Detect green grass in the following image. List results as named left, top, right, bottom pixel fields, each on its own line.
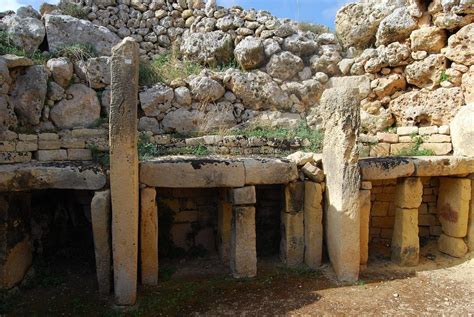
left=51, top=44, right=96, bottom=62
left=394, top=135, right=435, bottom=157
left=439, top=70, right=449, bottom=83
left=138, top=133, right=160, bottom=160
left=0, top=31, right=49, bottom=64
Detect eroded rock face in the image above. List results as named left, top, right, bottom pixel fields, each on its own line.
left=10, top=65, right=48, bottom=125
left=443, top=24, right=474, bottom=65
left=462, top=66, right=474, bottom=103
left=50, top=84, right=101, bottom=129
left=405, top=54, right=447, bottom=89
left=180, top=30, right=234, bottom=66
left=0, top=96, right=17, bottom=131
left=389, top=87, right=465, bottom=126
left=75, top=57, right=111, bottom=89
left=44, top=14, right=121, bottom=56
left=2, top=13, right=45, bottom=54
left=282, top=33, right=319, bottom=57
left=450, top=104, right=474, bottom=157
left=410, top=26, right=447, bottom=53
left=46, top=58, right=73, bottom=88
left=139, top=83, right=174, bottom=117
left=375, top=7, right=418, bottom=46
left=189, top=76, right=225, bottom=102
left=266, top=51, right=304, bottom=81
left=234, top=37, right=265, bottom=70
left=161, top=108, right=204, bottom=133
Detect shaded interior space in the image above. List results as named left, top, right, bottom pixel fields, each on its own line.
left=255, top=185, right=282, bottom=258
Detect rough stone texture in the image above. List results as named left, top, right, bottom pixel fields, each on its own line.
left=266, top=51, right=304, bottom=81
left=231, top=186, right=256, bottom=205
left=46, top=58, right=73, bottom=88
left=280, top=211, right=304, bottom=267
left=301, top=163, right=325, bottom=183
left=234, top=37, right=265, bottom=70
left=462, top=67, right=474, bottom=104
left=243, top=158, right=299, bottom=185
left=467, top=176, right=474, bottom=251
left=91, top=190, right=111, bottom=295
left=376, top=7, right=418, bottom=46
left=413, top=156, right=474, bottom=176
left=443, top=24, right=474, bottom=65
left=410, top=26, right=447, bottom=53
left=2, top=14, right=45, bottom=54
left=359, top=190, right=371, bottom=267
left=44, top=14, right=120, bottom=56
left=50, top=84, right=101, bottom=129
left=109, top=37, right=140, bottom=306
left=394, top=177, right=423, bottom=209
left=0, top=162, right=106, bottom=191
left=0, top=96, right=17, bottom=131
left=139, top=84, right=174, bottom=117
left=392, top=208, right=419, bottom=266
left=405, top=54, right=447, bottom=89
left=438, top=233, right=468, bottom=258
left=451, top=104, right=474, bottom=157
left=359, top=158, right=415, bottom=181
left=321, top=87, right=361, bottom=282
left=75, top=57, right=111, bottom=89
left=10, top=65, right=48, bottom=125
left=389, top=88, right=464, bottom=126
left=282, top=33, right=318, bottom=57
left=437, top=178, right=471, bottom=238
left=140, top=187, right=158, bottom=286
left=283, top=182, right=305, bottom=213
left=304, top=181, right=323, bottom=269
left=230, top=206, right=257, bottom=278
left=180, top=30, right=234, bottom=66
left=218, top=189, right=232, bottom=264
left=189, top=76, right=225, bottom=102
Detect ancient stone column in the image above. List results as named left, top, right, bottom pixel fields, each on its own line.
left=320, top=87, right=361, bottom=282
left=281, top=182, right=304, bottom=267
left=359, top=189, right=371, bottom=268
left=392, top=177, right=422, bottom=266
left=109, top=37, right=140, bottom=306
left=467, top=175, right=474, bottom=252
left=230, top=186, right=257, bottom=278
left=140, top=187, right=158, bottom=286
left=217, top=189, right=232, bottom=264
left=91, top=190, right=111, bottom=295
left=304, top=181, right=323, bottom=269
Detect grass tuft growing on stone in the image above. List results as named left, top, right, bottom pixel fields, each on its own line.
left=87, top=144, right=110, bottom=167
left=0, top=31, right=49, bottom=64
left=52, top=44, right=96, bottom=62
left=138, top=133, right=160, bottom=160
left=394, top=135, right=435, bottom=157
left=58, top=1, right=88, bottom=19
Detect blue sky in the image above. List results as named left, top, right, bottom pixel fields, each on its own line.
left=2, top=0, right=351, bottom=27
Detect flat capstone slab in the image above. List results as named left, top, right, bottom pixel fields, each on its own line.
left=139, top=156, right=299, bottom=188
left=0, top=161, right=107, bottom=192
left=359, top=156, right=474, bottom=181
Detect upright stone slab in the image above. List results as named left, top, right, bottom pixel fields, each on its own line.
left=109, top=37, right=140, bottom=306
left=218, top=189, right=232, bottom=264
left=468, top=175, right=474, bottom=251
left=437, top=178, right=471, bottom=238
left=230, top=206, right=257, bottom=278
left=91, top=190, right=111, bottom=295
left=321, top=87, right=361, bottom=282
left=392, top=208, right=419, bottom=266
left=359, top=190, right=371, bottom=268
left=281, top=182, right=305, bottom=267
left=304, top=181, right=323, bottom=269
left=140, top=187, right=158, bottom=286
left=394, top=178, right=423, bottom=209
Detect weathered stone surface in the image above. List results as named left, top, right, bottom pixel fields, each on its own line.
left=284, top=182, right=304, bottom=213
left=405, top=54, right=447, bottom=89
left=10, top=65, right=48, bottom=125
left=75, top=57, right=111, bottom=89
left=231, top=186, right=256, bottom=205
left=46, top=57, right=73, bottom=88
left=109, top=37, right=140, bottom=306
left=44, top=14, right=120, bottom=56
left=462, top=67, right=474, bottom=104
left=2, top=14, right=45, bottom=54
left=35, top=149, right=67, bottom=161
left=326, top=75, right=371, bottom=99
left=0, top=162, right=106, bottom=191
left=359, top=190, right=371, bottom=267
left=218, top=189, right=232, bottom=263
left=438, top=234, right=468, bottom=258
left=266, top=51, right=304, bottom=81
left=413, top=156, right=474, bottom=176
left=451, top=104, right=474, bottom=157
left=180, top=30, right=234, bottom=65
left=410, top=26, right=447, bottom=53
left=359, top=157, right=415, bottom=180
left=231, top=206, right=257, bottom=278
left=301, top=162, right=325, bottom=183
left=50, top=84, right=101, bottom=129
left=139, top=83, right=174, bottom=117
left=243, top=158, right=298, bottom=185
left=395, top=177, right=423, bottom=209
left=0, top=96, right=17, bottom=131
left=280, top=211, right=304, bottom=267
left=304, top=181, right=323, bottom=269
left=376, top=7, right=418, bottom=46
left=0, top=54, right=33, bottom=69
left=321, top=87, right=361, bottom=282
left=389, top=88, right=464, bottom=126
left=91, top=190, right=111, bottom=295
left=282, top=33, right=318, bottom=57
left=189, top=76, right=225, bottom=102
left=140, top=187, right=158, bottom=286
left=392, top=208, right=419, bottom=266
left=372, top=74, right=406, bottom=98
left=467, top=176, right=474, bottom=251
left=161, top=108, right=204, bottom=133
left=234, top=37, right=265, bottom=70
left=443, top=24, right=474, bottom=65
left=174, top=86, right=192, bottom=106
left=437, top=178, right=471, bottom=238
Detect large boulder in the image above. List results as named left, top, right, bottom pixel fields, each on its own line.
left=405, top=54, right=447, bottom=89
left=189, top=76, right=225, bottom=102
left=443, top=24, right=474, bottom=65
left=282, top=33, right=319, bottom=57
left=0, top=58, right=11, bottom=94
left=139, top=83, right=174, bottom=117
left=389, top=87, right=465, bottom=126
left=266, top=51, right=304, bottom=81
left=50, top=84, right=101, bottom=129
left=44, top=14, right=121, bottom=56
left=234, top=37, right=265, bottom=71
left=161, top=108, right=204, bottom=133
left=10, top=65, right=48, bottom=125
left=410, top=26, right=447, bottom=53
left=2, top=13, right=45, bottom=54
left=225, top=70, right=292, bottom=111
left=46, top=57, right=73, bottom=88
left=180, top=31, right=234, bottom=66
left=0, top=96, right=17, bottom=131
left=375, top=7, right=418, bottom=46
left=450, top=104, right=474, bottom=157
left=75, top=57, right=111, bottom=89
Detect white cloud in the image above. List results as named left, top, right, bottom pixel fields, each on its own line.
left=2, top=0, right=24, bottom=11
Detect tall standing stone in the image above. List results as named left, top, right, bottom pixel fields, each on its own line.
left=437, top=178, right=471, bottom=238
left=217, top=189, right=232, bottom=264
left=359, top=189, right=371, bottom=268
left=140, top=187, right=158, bottom=286
left=304, top=181, right=323, bottom=269
left=467, top=175, right=474, bottom=251
left=91, top=190, right=111, bottom=295
left=109, top=37, right=140, bottom=306
left=321, top=87, right=361, bottom=282
left=230, top=206, right=257, bottom=278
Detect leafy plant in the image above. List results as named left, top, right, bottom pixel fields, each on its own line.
left=395, top=135, right=435, bottom=157
left=192, top=144, right=210, bottom=156
left=439, top=71, right=449, bottom=83
left=52, top=44, right=96, bottom=62
left=138, top=133, right=160, bottom=160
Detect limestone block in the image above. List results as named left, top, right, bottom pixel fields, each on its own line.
left=284, top=182, right=305, bottom=213
left=243, top=158, right=298, bottom=185
left=67, top=149, right=92, bottom=161
left=16, top=141, right=37, bottom=152
left=301, top=163, right=325, bottom=183
left=38, top=140, right=61, bottom=150
left=438, top=234, right=468, bottom=258
left=34, top=149, right=67, bottom=161
left=91, top=190, right=111, bottom=295
left=437, top=178, right=471, bottom=238
left=420, top=143, right=452, bottom=155
left=230, top=206, right=257, bottom=278
left=140, top=187, right=158, bottom=286
left=280, top=211, right=304, bottom=267
left=467, top=176, right=474, bottom=251
left=451, top=104, right=474, bottom=157
left=359, top=157, right=415, bottom=181
left=109, top=37, right=140, bottom=306
left=392, top=208, right=419, bottom=266
left=394, top=177, right=423, bottom=209
left=359, top=190, right=371, bottom=267
left=231, top=186, right=256, bottom=205
left=218, top=189, right=232, bottom=263
left=304, top=181, right=323, bottom=269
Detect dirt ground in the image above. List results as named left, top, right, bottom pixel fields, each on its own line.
left=1, top=241, right=473, bottom=316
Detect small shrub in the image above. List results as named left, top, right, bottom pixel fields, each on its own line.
left=298, top=22, right=331, bottom=35
left=58, top=1, right=88, bottom=19
left=87, top=144, right=110, bottom=167
left=138, top=133, right=160, bottom=160
left=395, top=135, right=435, bottom=156
left=439, top=71, right=449, bottom=83
left=52, top=44, right=96, bottom=62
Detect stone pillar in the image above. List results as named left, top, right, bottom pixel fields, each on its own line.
left=437, top=177, right=471, bottom=258
left=281, top=182, right=304, bottom=267
left=230, top=186, right=257, bottom=278
left=91, top=190, right=111, bottom=295
left=217, top=189, right=232, bottom=264
left=359, top=189, right=371, bottom=268
left=304, top=181, right=323, bottom=269
left=140, top=187, right=158, bottom=286
left=109, top=37, right=140, bottom=306
left=392, top=177, right=422, bottom=266
left=320, top=87, right=361, bottom=282
left=467, top=175, right=474, bottom=251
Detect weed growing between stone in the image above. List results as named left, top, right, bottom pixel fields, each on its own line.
left=87, top=144, right=110, bottom=167
left=0, top=31, right=47, bottom=64
left=395, top=134, right=435, bottom=156
left=57, top=1, right=88, bottom=19
left=51, top=44, right=96, bottom=62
